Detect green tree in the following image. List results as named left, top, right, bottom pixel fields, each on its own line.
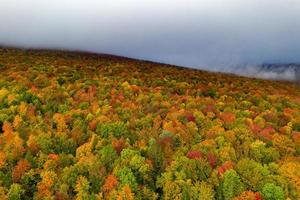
left=236, top=158, right=270, bottom=190
left=99, top=145, right=117, bottom=171
left=261, top=183, right=285, bottom=200
left=191, top=181, right=214, bottom=200
left=221, top=170, right=245, bottom=200
left=8, top=184, right=24, bottom=200
left=116, top=166, right=138, bottom=192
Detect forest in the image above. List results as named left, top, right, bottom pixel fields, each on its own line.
left=0, top=48, right=300, bottom=200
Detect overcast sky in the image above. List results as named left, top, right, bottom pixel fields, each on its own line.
left=0, top=0, right=300, bottom=73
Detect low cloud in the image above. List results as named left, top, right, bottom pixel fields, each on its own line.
left=0, top=0, right=300, bottom=80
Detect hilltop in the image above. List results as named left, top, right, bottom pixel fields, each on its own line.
left=0, top=47, right=300, bottom=200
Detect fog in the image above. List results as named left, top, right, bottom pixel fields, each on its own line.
left=0, top=0, right=300, bottom=80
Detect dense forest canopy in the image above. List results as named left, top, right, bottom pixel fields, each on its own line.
left=0, top=48, right=300, bottom=200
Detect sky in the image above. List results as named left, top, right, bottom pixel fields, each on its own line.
left=0, top=0, right=300, bottom=79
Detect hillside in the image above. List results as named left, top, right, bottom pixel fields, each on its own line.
left=0, top=47, right=300, bottom=200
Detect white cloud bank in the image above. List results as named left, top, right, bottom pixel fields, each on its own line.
left=0, top=0, right=300, bottom=79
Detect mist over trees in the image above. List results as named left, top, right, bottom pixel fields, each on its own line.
left=0, top=0, right=300, bottom=78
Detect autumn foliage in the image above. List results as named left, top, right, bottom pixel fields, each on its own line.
left=0, top=48, right=300, bottom=199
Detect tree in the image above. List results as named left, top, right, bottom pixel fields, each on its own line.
left=102, top=174, right=118, bottom=196
left=115, top=185, right=135, bottom=200
left=233, top=191, right=262, bottom=200
left=8, top=184, right=24, bottom=200
left=36, top=170, right=58, bottom=199
left=157, top=155, right=212, bottom=198
left=186, top=150, right=203, bottom=160
left=116, top=167, right=138, bottom=193
left=220, top=112, right=236, bottom=124
left=12, top=159, right=31, bottom=182
left=52, top=113, right=67, bottom=131
left=236, top=159, right=269, bottom=190
left=207, top=152, right=217, bottom=169
left=260, top=183, right=285, bottom=200
left=191, top=181, right=215, bottom=200
left=249, top=140, right=280, bottom=164
left=99, top=145, right=117, bottom=171
left=20, top=169, right=41, bottom=199
left=112, top=138, right=126, bottom=154
left=119, top=149, right=152, bottom=186
left=0, top=186, right=8, bottom=200
left=217, top=161, right=234, bottom=176
left=279, top=160, right=300, bottom=199
left=221, top=170, right=245, bottom=200
left=147, top=138, right=164, bottom=175
left=75, top=176, right=90, bottom=200
left=0, top=151, right=7, bottom=169
left=96, top=122, right=132, bottom=141
left=160, top=180, right=184, bottom=200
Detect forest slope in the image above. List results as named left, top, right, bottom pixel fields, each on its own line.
left=0, top=48, right=300, bottom=200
